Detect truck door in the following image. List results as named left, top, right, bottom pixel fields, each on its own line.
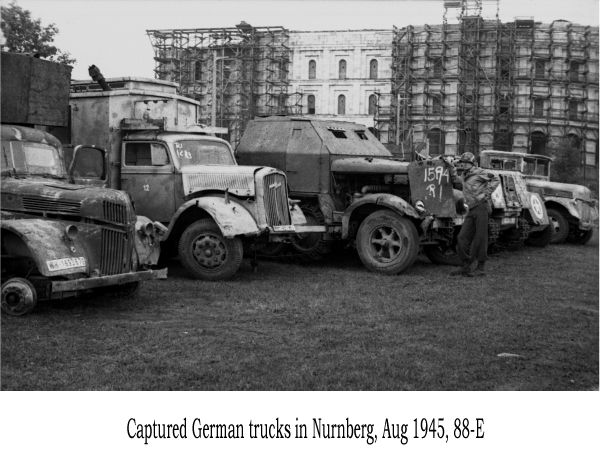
left=120, top=142, right=176, bottom=223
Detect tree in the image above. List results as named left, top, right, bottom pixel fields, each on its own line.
left=0, top=1, right=75, bottom=65
left=548, top=136, right=581, bottom=184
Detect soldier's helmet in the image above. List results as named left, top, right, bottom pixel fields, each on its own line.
left=459, top=152, right=476, bottom=164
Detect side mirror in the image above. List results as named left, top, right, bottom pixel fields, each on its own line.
left=69, top=145, right=108, bottom=185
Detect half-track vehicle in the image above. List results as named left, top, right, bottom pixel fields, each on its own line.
left=236, top=117, right=468, bottom=274
left=479, top=150, right=598, bottom=245
left=1, top=52, right=166, bottom=316
left=65, top=76, right=308, bottom=281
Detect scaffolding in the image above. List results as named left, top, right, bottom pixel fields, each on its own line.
left=147, top=24, right=303, bottom=149
left=383, top=0, right=599, bottom=171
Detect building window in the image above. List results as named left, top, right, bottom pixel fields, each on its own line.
left=339, top=59, right=347, bottom=79
left=569, top=61, right=581, bottom=82
left=309, top=60, right=316, bottom=79
left=533, top=98, right=544, bottom=118
left=533, top=58, right=546, bottom=79
left=428, top=128, right=445, bottom=156
left=459, top=128, right=477, bottom=154
left=498, top=57, right=511, bottom=79
left=495, top=128, right=513, bottom=151
left=432, top=57, right=443, bottom=79
left=530, top=131, right=548, bottom=155
left=368, top=94, right=377, bottom=115
left=338, top=94, right=346, bottom=115
left=369, top=59, right=378, bottom=80
left=307, top=94, right=316, bottom=114
left=194, top=61, right=202, bottom=81
left=568, top=101, right=579, bottom=120
left=567, top=133, right=581, bottom=150
left=432, top=94, right=442, bottom=114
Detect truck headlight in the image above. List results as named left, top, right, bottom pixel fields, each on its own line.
left=64, top=225, right=79, bottom=240
left=139, top=222, right=154, bottom=236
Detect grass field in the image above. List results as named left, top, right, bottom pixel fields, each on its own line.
left=1, top=234, right=598, bottom=391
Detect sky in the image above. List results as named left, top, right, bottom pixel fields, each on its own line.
left=7, top=0, right=600, bottom=80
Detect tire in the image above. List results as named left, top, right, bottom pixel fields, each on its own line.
left=257, top=242, right=287, bottom=257
left=1, top=278, right=37, bottom=316
left=178, top=219, right=243, bottom=281
left=524, top=225, right=552, bottom=247
left=289, top=204, right=331, bottom=260
left=566, top=228, right=594, bottom=245
left=356, top=210, right=419, bottom=275
left=423, top=240, right=461, bottom=266
left=547, top=208, right=569, bottom=244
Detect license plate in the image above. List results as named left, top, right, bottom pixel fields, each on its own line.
left=273, top=225, right=295, bottom=232
left=501, top=217, right=516, bottom=225
left=47, top=257, right=86, bottom=272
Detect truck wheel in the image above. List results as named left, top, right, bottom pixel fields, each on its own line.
left=178, top=219, right=243, bottom=281
left=356, top=210, right=419, bottom=275
left=423, top=240, right=461, bottom=266
left=1, top=278, right=37, bottom=316
left=547, top=208, right=569, bottom=244
left=258, top=242, right=287, bottom=257
left=289, top=204, right=331, bottom=260
left=524, top=225, right=552, bottom=247
left=566, top=228, right=594, bottom=245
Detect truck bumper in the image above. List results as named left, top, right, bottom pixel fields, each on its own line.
left=50, top=268, right=168, bottom=293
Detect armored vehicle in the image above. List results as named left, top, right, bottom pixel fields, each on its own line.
left=1, top=125, right=167, bottom=316
left=65, top=77, right=307, bottom=281
left=479, top=150, right=597, bottom=245
left=236, top=117, right=468, bottom=274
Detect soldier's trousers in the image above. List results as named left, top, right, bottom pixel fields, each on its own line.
left=457, top=201, right=492, bottom=263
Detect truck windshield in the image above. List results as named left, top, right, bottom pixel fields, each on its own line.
left=1, top=141, right=65, bottom=178
left=174, top=140, right=235, bottom=166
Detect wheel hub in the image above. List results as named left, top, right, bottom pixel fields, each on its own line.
left=370, top=226, right=403, bottom=261
left=1, top=279, right=36, bottom=316
left=192, top=235, right=226, bottom=269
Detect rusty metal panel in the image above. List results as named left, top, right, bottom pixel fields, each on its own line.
left=285, top=121, right=324, bottom=194
left=408, top=159, right=457, bottom=218
left=236, top=119, right=293, bottom=171
left=1, top=52, right=71, bottom=126
left=332, top=157, right=410, bottom=174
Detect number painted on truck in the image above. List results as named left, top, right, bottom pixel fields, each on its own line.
left=423, top=165, right=450, bottom=186
left=143, top=184, right=150, bottom=192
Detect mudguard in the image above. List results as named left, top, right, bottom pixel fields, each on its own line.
left=169, top=196, right=261, bottom=238
left=289, top=202, right=308, bottom=226
left=134, top=216, right=166, bottom=266
left=1, top=218, right=90, bottom=277
left=341, top=193, right=419, bottom=239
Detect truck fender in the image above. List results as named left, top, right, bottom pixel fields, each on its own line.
left=341, top=193, right=420, bottom=239
left=169, top=197, right=261, bottom=238
left=543, top=196, right=581, bottom=220
left=134, top=216, right=165, bottom=266
left=1, top=219, right=90, bottom=277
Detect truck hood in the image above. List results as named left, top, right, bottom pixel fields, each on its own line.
left=527, top=179, right=593, bottom=201
left=180, top=165, right=280, bottom=198
left=1, top=177, right=135, bottom=225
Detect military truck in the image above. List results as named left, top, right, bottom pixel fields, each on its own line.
left=1, top=53, right=166, bottom=316
left=479, top=150, right=598, bottom=245
left=65, top=76, right=308, bottom=281
left=236, top=117, right=468, bottom=275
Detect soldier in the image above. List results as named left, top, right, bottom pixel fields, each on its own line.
left=444, top=152, right=500, bottom=277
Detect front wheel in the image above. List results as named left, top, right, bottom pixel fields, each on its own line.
left=547, top=208, right=569, bottom=244
left=423, top=240, right=461, bottom=266
left=178, top=219, right=243, bottom=281
left=1, top=278, right=37, bottom=316
left=567, top=228, right=594, bottom=245
left=356, top=210, right=419, bottom=275
left=524, top=225, right=552, bottom=247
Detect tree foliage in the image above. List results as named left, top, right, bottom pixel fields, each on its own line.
left=0, top=1, right=75, bottom=65
left=548, top=136, right=581, bottom=184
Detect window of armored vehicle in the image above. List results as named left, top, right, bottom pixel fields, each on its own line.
left=125, top=143, right=170, bottom=167
left=7, top=141, right=65, bottom=177
left=329, top=129, right=347, bottom=139
left=309, top=60, right=316, bottom=79
left=174, top=140, right=236, bottom=166
left=355, top=131, right=368, bottom=140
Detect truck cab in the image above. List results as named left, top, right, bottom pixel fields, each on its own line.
left=66, top=77, right=308, bottom=280
left=480, top=150, right=597, bottom=244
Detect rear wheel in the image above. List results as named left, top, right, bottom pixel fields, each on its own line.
left=178, top=219, right=243, bottom=281
left=567, top=228, right=594, bottom=245
left=1, top=278, right=37, bottom=316
left=547, top=208, right=569, bottom=244
left=423, top=240, right=461, bottom=266
left=356, top=210, right=419, bottom=275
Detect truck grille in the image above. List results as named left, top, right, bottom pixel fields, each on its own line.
left=263, top=173, right=291, bottom=227
left=100, top=229, right=130, bottom=275
left=103, top=201, right=127, bottom=224
left=22, top=196, right=81, bottom=214
left=579, top=201, right=591, bottom=222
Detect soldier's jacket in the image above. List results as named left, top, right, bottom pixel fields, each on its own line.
left=449, top=166, right=500, bottom=208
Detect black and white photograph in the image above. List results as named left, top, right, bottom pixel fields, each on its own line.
left=1, top=0, right=598, bottom=471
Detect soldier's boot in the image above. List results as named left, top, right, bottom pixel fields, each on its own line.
left=472, top=261, right=486, bottom=277
left=449, top=260, right=474, bottom=277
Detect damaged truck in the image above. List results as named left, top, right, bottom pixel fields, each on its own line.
left=63, top=73, right=308, bottom=280
left=1, top=52, right=167, bottom=316
left=236, top=117, right=468, bottom=274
